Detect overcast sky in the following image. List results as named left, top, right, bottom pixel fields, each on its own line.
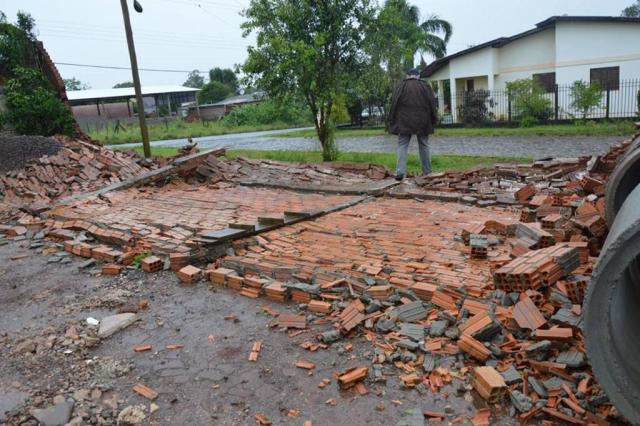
left=1, top=0, right=632, bottom=90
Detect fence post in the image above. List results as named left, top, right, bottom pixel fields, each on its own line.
left=554, top=84, right=559, bottom=121
left=605, top=89, right=610, bottom=119
left=507, top=95, right=512, bottom=122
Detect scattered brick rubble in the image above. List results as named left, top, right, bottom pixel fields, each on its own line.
left=0, top=136, right=155, bottom=222
left=193, top=154, right=391, bottom=190
left=0, top=133, right=638, bottom=424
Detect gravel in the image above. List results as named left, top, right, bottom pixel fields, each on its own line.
left=0, top=135, right=62, bottom=173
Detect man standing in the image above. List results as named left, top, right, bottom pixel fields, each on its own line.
left=388, top=68, right=438, bottom=181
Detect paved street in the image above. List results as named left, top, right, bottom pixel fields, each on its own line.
left=112, top=128, right=623, bottom=159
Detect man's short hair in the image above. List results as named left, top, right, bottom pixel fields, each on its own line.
left=407, top=68, right=420, bottom=76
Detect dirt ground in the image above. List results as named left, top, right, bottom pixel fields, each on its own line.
left=0, top=239, right=516, bottom=426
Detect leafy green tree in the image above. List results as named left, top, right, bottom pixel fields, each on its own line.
left=570, top=80, right=603, bottom=119
left=506, top=78, right=552, bottom=123
left=16, top=11, right=36, bottom=40
left=5, top=66, right=74, bottom=136
left=113, top=81, right=134, bottom=88
left=183, top=70, right=205, bottom=88
left=0, top=11, right=38, bottom=77
left=366, top=1, right=452, bottom=82
left=64, top=77, right=90, bottom=91
left=209, top=67, right=238, bottom=92
left=622, top=0, right=640, bottom=16
left=241, top=0, right=374, bottom=161
left=198, top=81, right=232, bottom=104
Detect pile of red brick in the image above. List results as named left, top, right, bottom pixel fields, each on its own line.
left=195, top=154, right=390, bottom=186
left=1, top=131, right=637, bottom=423
left=0, top=136, right=154, bottom=221
left=46, top=182, right=355, bottom=254
left=412, top=138, right=630, bottom=208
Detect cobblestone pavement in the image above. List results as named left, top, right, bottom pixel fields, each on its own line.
left=115, top=128, right=622, bottom=159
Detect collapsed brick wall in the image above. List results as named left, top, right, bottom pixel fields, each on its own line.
left=34, top=41, right=91, bottom=141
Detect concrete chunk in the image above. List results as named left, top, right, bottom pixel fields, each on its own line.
left=98, top=313, right=138, bottom=338
left=32, top=399, right=74, bottom=426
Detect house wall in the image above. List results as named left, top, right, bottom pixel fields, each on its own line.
left=554, top=21, right=640, bottom=83
left=449, top=48, right=495, bottom=79
left=495, top=28, right=556, bottom=88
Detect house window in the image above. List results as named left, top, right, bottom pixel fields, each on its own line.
left=466, top=79, right=475, bottom=92
left=533, top=72, right=556, bottom=93
left=590, top=66, right=620, bottom=90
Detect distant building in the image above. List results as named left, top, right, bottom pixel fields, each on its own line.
left=67, top=85, right=200, bottom=125
left=423, top=16, right=640, bottom=121
left=183, top=91, right=266, bottom=120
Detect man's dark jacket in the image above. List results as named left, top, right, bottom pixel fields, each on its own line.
left=388, top=77, right=438, bottom=136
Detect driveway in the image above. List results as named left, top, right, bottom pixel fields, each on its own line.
left=111, top=128, right=623, bottom=159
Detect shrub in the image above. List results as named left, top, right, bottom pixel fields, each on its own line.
left=570, top=80, right=602, bottom=119
left=520, top=116, right=537, bottom=128
left=5, top=66, right=74, bottom=136
left=223, top=98, right=312, bottom=127
left=637, top=89, right=640, bottom=118
left=460, top=90, right=494, bottom=125
left=506, top=78, right=552, bottom=123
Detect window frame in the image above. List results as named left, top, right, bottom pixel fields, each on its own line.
left=590, top=66, right=620, bottom=91
left=533, top=72, right=556, bottom=93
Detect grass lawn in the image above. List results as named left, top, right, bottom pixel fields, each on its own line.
left=271, top=120, right=637, bottom=138
left=114, top=146, right=530, bottom=174
left=89, top=120, right=310, bottom=145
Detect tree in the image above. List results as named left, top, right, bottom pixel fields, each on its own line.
left=419, top=14, right=452, bottom=60
left=242, top=0, right=374, bottom=161
left=113, top=81, right=134, bottom=88
left=0, top=11, right=39, bottom=77
left=183, top=70, right=205, bottom=88
left=209, top=67, right=238, bottom=92
left=366, top=1, right=452, bottom=82
left=570, top=80, right=602, bottom=119
left=64, top=77, right=90, bottom=91
left=16, top=11, right=36, bottom=40
left=5, top=66, right=74, bottom=136
left=198, top=80, right=232, bottom=104
left=622, top=0, right=640, bottom=16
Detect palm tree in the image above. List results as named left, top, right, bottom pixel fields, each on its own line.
left=375, top=0, right=453, bottom=74
left=420, top=14, right=453, bottom=59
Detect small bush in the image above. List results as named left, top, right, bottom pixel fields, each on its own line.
left=223, top=98, right=312, bottom=127
left=5, top=66, right=74, bottom=136
left=460, top=90, right=494, bottom=125
left=520, top=116, right=537, bottom=128
left=507, top=78, right=552, bottom=122
left=570, top=80, right=602, bottom=119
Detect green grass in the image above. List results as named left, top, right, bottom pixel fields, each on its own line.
left=271, top=120, right=637, bottom=138
left=114, top=146, right=530, bottom=173
left=88, top=119, right=310, bottom=145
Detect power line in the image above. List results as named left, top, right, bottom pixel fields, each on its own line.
left=41, top=31, right=250, bottom=50
left=55, top=62, right=208, bottom=73
left=38, top=22, right=245, bottom=44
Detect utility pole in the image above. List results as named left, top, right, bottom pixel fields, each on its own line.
left=120, top=0, right=151, bottom=158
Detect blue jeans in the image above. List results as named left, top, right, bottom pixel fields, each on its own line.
left=396, top=134, right=431, bottom=176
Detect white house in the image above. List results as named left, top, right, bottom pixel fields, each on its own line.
left=423, top=16, right=640, bottom=122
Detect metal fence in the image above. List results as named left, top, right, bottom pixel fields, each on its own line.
left=438, top=79, right=640, bottom=125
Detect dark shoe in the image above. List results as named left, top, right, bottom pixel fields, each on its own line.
left=395, top=174, right=405, bottom=181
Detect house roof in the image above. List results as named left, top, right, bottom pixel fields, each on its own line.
left=422, top=16, right=640, bottom=78
left=67, top=85, right=200, bottom=102
left=201, top=91, right=266, bottom=107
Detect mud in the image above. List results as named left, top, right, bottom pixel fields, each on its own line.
left=0, top=240, right=516, bottom=425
